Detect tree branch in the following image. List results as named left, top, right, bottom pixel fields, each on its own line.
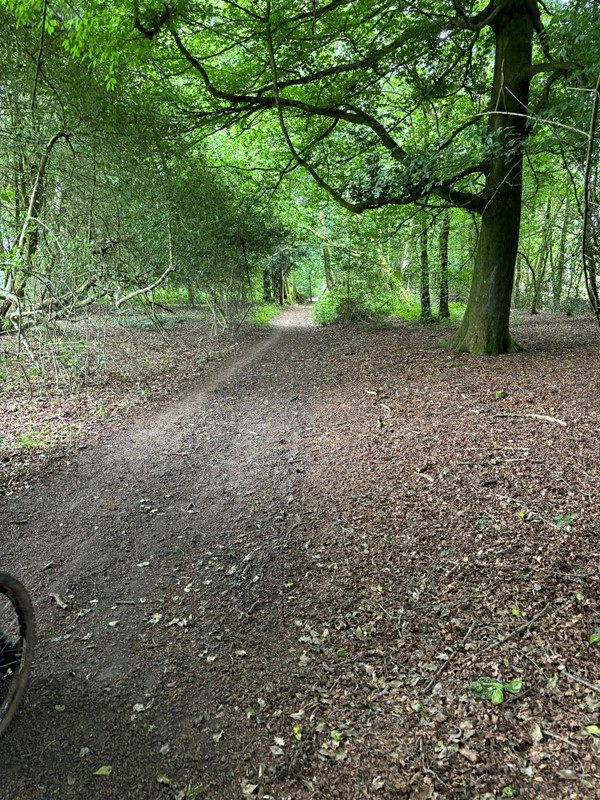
left=115, top=265, right=174, bottom=309
left=133, top=0, right=173, bottom=39
left=450, top=0, right=506, bottom=32
left=522, top=61, right=577, bottom=79
left=167, top=23, right=407, bottom=159
left=17, top=130, right=69, bottom=252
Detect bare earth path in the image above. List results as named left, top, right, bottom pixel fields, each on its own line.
left=1, top=306, right=599, bottom=800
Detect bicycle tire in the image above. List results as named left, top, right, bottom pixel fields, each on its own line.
left=0, top=573, right=35, bottom=737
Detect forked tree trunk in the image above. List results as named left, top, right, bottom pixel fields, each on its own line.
left=449, top=3, right=534, bottom=354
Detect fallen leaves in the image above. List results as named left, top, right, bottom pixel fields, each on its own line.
left=93, top=765, right=112, bottom=777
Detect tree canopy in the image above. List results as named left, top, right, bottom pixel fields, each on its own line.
left=0, top=0, right=599, bottom=353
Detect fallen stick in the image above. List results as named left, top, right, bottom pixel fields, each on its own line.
left=494, top=411, right=567, bottom=426
left=478, top=603, right=552, bottom=655
left=562, top=670, right=600, bottom=694
left=469, top=409, right=567, bottom=426
left=422, top=620, right=476, bottom=694
left=543, top=729, right=578, bottom=749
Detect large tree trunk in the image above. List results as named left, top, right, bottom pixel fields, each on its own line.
left=449, top=3, right=534, bottom=354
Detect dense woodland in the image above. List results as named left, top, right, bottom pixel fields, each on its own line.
left=0, top=0, right=599, bottom=372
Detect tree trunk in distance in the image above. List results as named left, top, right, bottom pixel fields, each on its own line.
left=513, top=253, right=523, bottom=308
left=530, top=198, right=552, bottom=315
left=419, top=215, right=434, bottom=323
left=438, top=209, right=450, bottom=319
left=553, top=195, right=570, bottom=308
left=449, top=3, right=534, bottom=354
left=187, top=282, right=195, bottom=307
left=322, top=246, right=333, bottom=291
left=262, top=268, right=272, bottom=301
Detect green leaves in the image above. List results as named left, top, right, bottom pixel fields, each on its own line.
left=469, top=677, right=522, bottom=705
left=589, top=627, right=600, bottom=646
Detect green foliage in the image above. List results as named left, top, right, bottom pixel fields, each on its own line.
left=554, top=513, right=576, bottom=528
left=246, top=303, right=281, bottom=327
left=0, top=0, right=598, bottom=360
left=312, top=288, right=397, bottom=325
left=469, top=677, right=523, bottom=705
left=313, top=289, right=465, bottom=326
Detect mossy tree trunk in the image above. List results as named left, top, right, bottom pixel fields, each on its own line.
left=449, top=3, right=534, bottom=354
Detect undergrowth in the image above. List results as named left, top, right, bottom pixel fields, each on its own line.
left=246, top=302, right=282, bottom=326
left=313, top=289, right=466, bottom=326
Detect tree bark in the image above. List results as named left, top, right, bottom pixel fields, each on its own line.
left=449, top=2, right=534, bottom=354
left=513, top=253, right=523, bottom=308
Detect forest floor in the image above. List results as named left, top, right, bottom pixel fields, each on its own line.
left=1, top=305, right=599, bottom=800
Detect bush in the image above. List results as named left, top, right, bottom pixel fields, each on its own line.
left=313, top=285, right=419, bottom=325
left=313, top=288, right=467, bottom=326
left=246, top=302, right=282, bottom=326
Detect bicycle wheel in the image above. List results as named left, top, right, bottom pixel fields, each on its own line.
left=0, top=573, right=35, bottom=737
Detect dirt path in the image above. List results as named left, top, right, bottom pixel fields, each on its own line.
left=1, top=308, right=599, bottom=800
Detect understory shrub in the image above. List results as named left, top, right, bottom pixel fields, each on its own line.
left=246, top=302, right=282, bottom=326
left=313, top=288, right=466, bottom=326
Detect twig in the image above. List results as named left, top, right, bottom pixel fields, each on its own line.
left=495, top=411, right=567, bottom=426
left=497, top=495, right=560, bottom=529
left=478, top=603, right=552, bottom=655
left=562, top=670, right=600, bottom=694
left=468, top=408, right=567, bottom=426
left=544, top=729, right=578, bottom=749
left=419, top=738, right=447, bottom=788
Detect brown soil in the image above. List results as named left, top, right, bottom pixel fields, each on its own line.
left=1, top=306, right=599, bottom=800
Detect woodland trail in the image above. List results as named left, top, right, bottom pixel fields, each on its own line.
left=1, top=308, right=599, bottom=800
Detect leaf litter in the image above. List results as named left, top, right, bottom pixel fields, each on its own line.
left=1, top=308, right=599, bottom=798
